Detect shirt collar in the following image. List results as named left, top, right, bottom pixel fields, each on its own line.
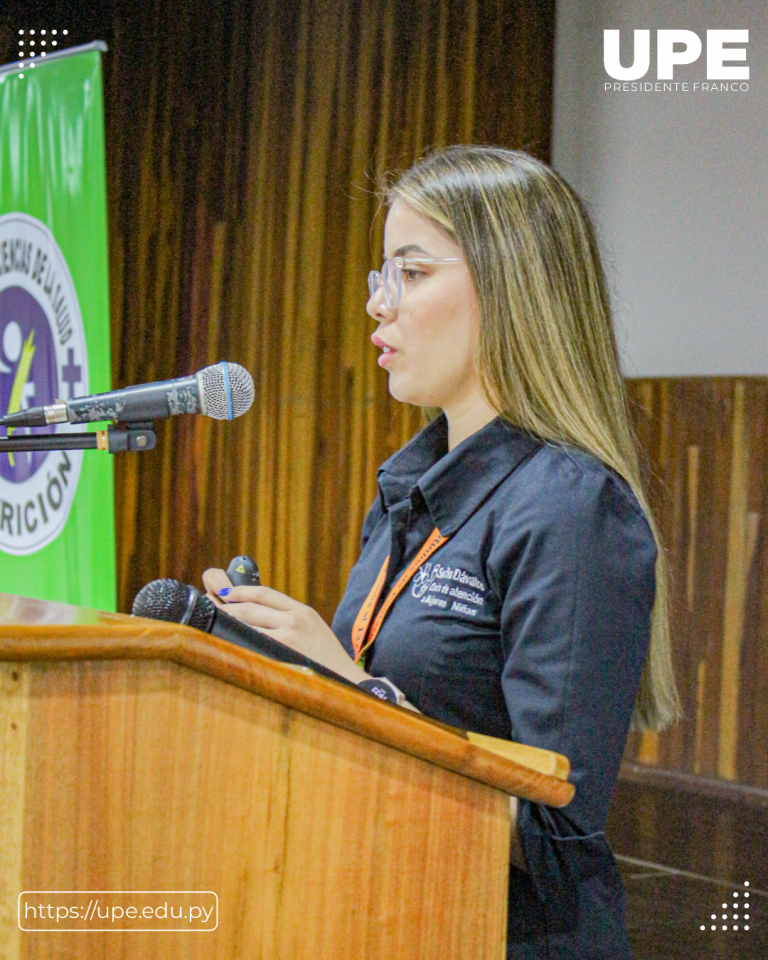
left=376, top=414, right=541, bottom=536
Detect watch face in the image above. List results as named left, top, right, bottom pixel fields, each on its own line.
left=359, top=679, right=397, bottom=703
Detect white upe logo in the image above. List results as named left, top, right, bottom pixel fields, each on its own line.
left=604, top=30, right=749, bottom=81
left=0, top=213, right=88, bottom=555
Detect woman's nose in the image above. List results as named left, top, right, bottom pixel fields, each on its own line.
left=366, top=289, right=397, bottom=323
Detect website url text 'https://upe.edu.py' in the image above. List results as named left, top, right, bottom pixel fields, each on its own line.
left=18, top=891, right=218, bottom=931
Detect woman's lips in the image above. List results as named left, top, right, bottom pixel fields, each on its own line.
left=371, top=334, right=397, bottom=367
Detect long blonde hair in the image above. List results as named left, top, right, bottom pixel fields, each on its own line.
left=388, top=146, right=679, bottom=731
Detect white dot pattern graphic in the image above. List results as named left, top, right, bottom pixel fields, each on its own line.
left=699, top=883, right=754, bottom=934
left=15, top=27, right=69, bottom=66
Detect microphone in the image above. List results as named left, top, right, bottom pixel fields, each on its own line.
left=131, top=578, right=357, bottom=689
left=0, top=361, right=254, bottom=428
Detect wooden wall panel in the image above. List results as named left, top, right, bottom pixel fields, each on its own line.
left=93, top=0, right=556, bottom=617
left=623, top=379, right=768, bottom=790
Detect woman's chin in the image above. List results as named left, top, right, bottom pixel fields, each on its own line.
left=386, top=378, right=428, bottom=407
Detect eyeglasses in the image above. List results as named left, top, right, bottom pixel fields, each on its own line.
left=367, top=257, right=464, bottom=308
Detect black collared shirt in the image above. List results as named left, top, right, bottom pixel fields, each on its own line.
left=332, top=415, right=655, bottom=958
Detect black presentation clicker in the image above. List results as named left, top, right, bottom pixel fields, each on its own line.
left=226, top=555, right=261, bottom=587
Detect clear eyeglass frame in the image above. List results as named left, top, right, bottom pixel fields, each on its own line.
left=367, top=256, right=464, bottom=308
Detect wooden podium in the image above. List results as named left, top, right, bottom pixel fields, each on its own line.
left=0, top=593, right=573, bottom=960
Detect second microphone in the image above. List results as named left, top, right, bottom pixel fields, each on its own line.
left=0, top=361, right=254, bottom=428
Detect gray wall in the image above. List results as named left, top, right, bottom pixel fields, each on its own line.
left=552, top=0, right=767, bottom=376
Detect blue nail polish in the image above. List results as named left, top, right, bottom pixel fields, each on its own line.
left=218, top=587, right=231, bottom=598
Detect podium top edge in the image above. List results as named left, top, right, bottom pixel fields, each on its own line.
left=0, top=593, right=575, bottom=807
left=0, top=41, right=108, bottom=78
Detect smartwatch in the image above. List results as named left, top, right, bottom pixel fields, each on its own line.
left=357, top=677, right=407, bottom=706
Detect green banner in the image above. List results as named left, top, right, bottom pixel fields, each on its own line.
left=0, top=44, right=115, bottom=610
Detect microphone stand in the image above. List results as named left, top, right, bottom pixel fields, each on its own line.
left=0, top=422, right=157, bottom=454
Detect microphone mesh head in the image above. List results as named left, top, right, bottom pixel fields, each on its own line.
left=197, top=362, right=255, bottom=420
left=131, top=578, right=217, bottom=632
left=132, top=579, right=191, bottom=621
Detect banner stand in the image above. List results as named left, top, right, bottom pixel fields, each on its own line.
left=0, top=42, right=116, bottom=608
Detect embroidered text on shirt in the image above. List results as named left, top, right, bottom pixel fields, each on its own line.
left=411, top=562, right=486, bottom=615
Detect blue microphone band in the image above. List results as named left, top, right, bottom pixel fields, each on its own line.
left=220, top=360, right=234, bottom=420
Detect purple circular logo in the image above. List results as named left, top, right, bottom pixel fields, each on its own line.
left=0, top=286, right=59, bottom=482
left=0, top=213, right=88, bottom=556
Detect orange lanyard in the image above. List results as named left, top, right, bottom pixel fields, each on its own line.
left=351, top=527, right=449, bottom=665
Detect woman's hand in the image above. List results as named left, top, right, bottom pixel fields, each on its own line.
left=201, top=568, right=367, bottom=685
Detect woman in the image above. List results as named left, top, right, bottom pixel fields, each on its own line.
left=203, top=146, right=679, bottom=958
